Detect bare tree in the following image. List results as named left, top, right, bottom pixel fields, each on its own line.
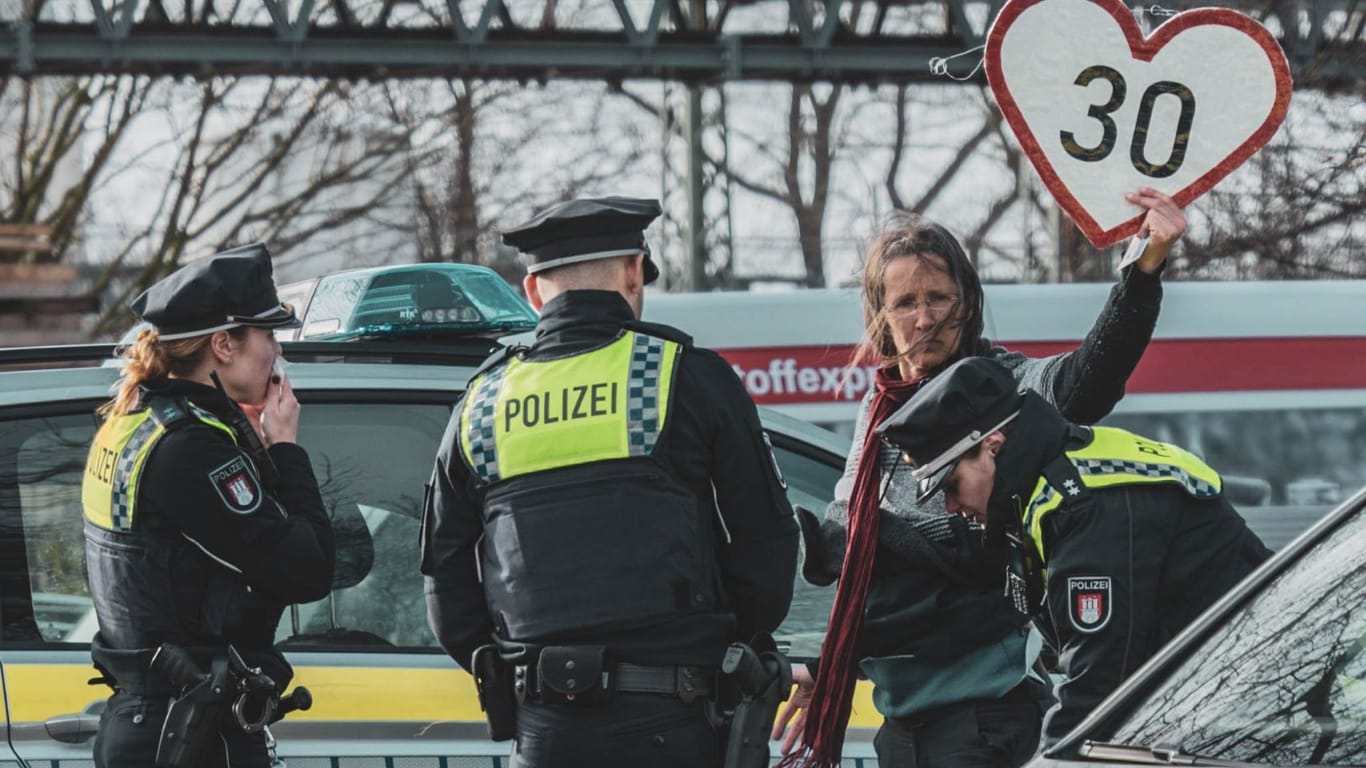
left=376, top=0, right=659, bottom=283
left=1, top=75, right=152, bottom=263
left=81, top=77, right=420, bottom=335
left=882, top=86, right=1055, bottom=275
left=1177, top=91, right=1365, bottom=279
left=1, top=71, right=427, bottom=338
left=728, top=82, right=845, bottom=288
left=395, top=78, right=657, bottom=284
left=886, top=87, right=996, bottom=216
left=396, top=79, right=497, bottom=269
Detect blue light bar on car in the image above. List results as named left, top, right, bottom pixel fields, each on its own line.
left=291, top=263, right=537, bottom=341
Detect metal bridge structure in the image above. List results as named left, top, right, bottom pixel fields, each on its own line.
left=0, top=0, right=1361, bottom=87
left=0, top=0, right=1359, bottom=292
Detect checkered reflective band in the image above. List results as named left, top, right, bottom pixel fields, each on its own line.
left=626, top=333, right=666, bottom=457
left=1023, top=482, right=1059, bottom=532
left=109, top=417, right=162, bottom=531
left=1070, top=457, right=1221, bottom=498
left=465, top=365, right=508, bottom=484
left=187, top=403, right=227, bottom=432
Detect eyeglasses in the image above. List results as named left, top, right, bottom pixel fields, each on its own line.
left=888, top=294, right=960, bottom=318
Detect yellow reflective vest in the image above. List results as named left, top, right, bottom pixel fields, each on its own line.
left=458, top=330, right=682, bottom=484
left=1022, top=426, right=1222, bottom=563
left=83, top=399, right=235, bottom=532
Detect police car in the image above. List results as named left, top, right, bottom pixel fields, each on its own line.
left=0, top=263, right=874, bottom=766
left=0, top=262, right=1352, bottom=767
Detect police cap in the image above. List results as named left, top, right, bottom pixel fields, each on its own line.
left=876, top=357, right=1025, bottom=504
left=129, top=243, right=300, bottom=341
left=501, top=197, right=662, bottom=285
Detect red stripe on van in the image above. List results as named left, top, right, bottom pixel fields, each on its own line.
left=715, top=337, right=1366, bottom=405
left=1013, top=337, right=1366, bottom=394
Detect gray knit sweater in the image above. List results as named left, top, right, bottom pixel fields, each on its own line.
left=800, top=265, right=1164, bottom=583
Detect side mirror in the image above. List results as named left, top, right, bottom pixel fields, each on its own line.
left=44, top=713, right=101, bottom=744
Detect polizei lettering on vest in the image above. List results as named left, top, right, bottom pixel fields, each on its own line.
left=504, top=382, right=620, bottom=431
left=87, top=445, right=118, bottom=484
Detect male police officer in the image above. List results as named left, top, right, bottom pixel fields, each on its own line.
left=421, top=197, right=799, bottom=767
left=878, top=357, right=1271, bottom=746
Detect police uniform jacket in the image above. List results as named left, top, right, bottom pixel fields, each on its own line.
left=82, top=378, right=335, bottom=685
left=990, top=393, right=1271, bottom=744
left=423, top=290, right=799, bottom=672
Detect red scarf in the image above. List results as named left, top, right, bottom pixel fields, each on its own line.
left=779, top=366, right=924, bottom=768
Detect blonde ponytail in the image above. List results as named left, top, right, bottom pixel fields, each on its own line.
left=100, top=328, right=214, bottom=418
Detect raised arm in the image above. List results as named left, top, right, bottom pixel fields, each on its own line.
left=1013, top=189, right=1186, bottom=424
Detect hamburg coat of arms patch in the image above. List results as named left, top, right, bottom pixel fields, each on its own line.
left=209, top=456, right=263, bottom=515
left=1067, top=576, right=1112, bottom=633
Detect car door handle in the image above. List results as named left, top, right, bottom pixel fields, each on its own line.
left=44, top=712, right=101, bottom=744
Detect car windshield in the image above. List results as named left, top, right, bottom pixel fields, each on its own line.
left=1091, top=500, right=1366, bottom=764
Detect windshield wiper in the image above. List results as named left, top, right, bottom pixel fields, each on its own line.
left=1080, top=741, right=1265, bottom=766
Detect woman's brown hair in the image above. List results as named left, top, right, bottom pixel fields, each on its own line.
left=853, top=211, right=989, bottom=370
left=100, top=326, right=245, bottom=418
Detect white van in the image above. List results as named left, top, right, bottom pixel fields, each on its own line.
left=644, top=280, right=1366, bottom=548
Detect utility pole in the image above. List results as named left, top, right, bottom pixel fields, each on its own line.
left=683, top=0, right=708, bottom=291
left=660, top=0, right=735, bottom=292
left=686, top=82, right=707, bottom=291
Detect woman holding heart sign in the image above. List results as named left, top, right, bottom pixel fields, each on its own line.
left=774, top=188, right=1185, bottom=768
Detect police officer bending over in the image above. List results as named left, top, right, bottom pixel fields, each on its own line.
left=82, top=245, right=334, bottom=768
left=422, top=197, right=799, bottom=768
left=879, top=357, right=1271, bottom=747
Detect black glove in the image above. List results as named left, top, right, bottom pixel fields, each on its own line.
left=795, top=504, right=846, bottom=587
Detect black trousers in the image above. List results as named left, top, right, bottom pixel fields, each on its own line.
left=509, top=693, right=723, bottom=768
left=873, top=680, right=1044, bottom=768
left=93, top=690, right=270, bottom=768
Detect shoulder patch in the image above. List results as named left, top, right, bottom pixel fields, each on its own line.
left=624, top=319, right=693, bottom=347
left=1067, top=576, right=1112, bottom=634
left=146, top=397, right=192, bottom=429
left=208, top=456, right=263, bottom=515
left=472, top=343, right=524, bottom=378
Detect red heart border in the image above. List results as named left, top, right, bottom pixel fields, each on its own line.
left=984, top=0, right=1293, bottom=247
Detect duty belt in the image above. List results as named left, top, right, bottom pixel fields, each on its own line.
left=90, top=640, right=209, bottom=697
left=515, top=659, right=714, bottom=704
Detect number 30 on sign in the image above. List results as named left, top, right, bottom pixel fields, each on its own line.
left=984, top=0, right=1292, bottom=247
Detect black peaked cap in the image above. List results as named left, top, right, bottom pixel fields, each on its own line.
left=129, top=243, right=300, bottom=340
left=501, top=197, right=662, bottom=284
left=877, top=357, right=1025, bottom=503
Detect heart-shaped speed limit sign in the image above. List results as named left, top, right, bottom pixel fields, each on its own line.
left=984, top=0, right=1293, bottom=247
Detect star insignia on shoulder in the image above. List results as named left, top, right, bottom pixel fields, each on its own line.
left=1063, top=479, right=1081, bottom=497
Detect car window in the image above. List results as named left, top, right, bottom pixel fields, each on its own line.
left=0, top=412, right=98, bottom=644
left=1092, top=500, right=1366, bottom=764
left=278, top=401, right=451, bottom=649
left=1, top=396, right=844, bottom=659
left=1103, top=407, right=1363, bottom=549
left=768, top=436, right=842, bottom=659
left=299, top=274, right=368, bottom=337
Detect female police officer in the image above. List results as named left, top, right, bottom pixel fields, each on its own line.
left=881, top=357, right=1271, bottom=747
left=82, top=244, right=335, bottom=767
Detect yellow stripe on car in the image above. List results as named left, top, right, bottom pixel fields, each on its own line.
left=4, top=663, right=883, bottom=727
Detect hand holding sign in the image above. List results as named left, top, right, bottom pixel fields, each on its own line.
left=1122, top=187, right=1187, bottom=272
left=985, top=0, right=1291, bottom=247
